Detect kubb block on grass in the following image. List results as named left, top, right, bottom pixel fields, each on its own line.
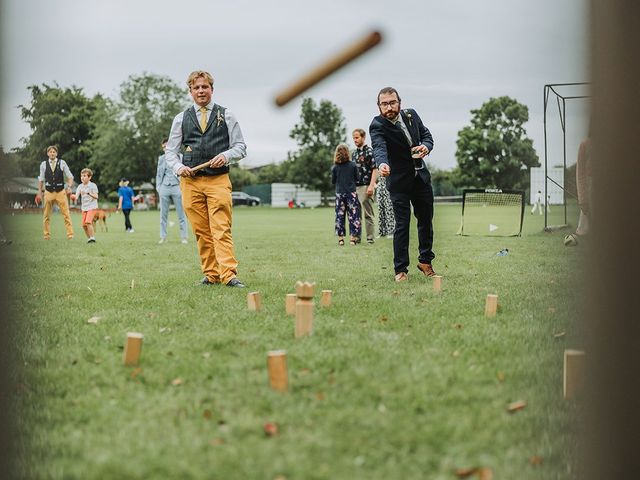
left=485, top=294, right=498, bottom=317
left=320, top=289, right=332, bottom=307
left=285, top=293, right=296, bottom=315
left=295, top=281, right=315, bottom=338
left=564, top=349, right=585, bottom=399
left=267, top=350, right=288, bottom=392
left=123, top=332, right=144, bottom=366
left=247, top=291, right=262, bottom=311
left=433, top=275, right=442, bottom=293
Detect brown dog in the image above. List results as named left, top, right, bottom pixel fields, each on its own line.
left=92, top=209, right=109, bottom=232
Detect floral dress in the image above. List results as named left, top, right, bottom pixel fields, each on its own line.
left=376, top=176, right=395, bottom=237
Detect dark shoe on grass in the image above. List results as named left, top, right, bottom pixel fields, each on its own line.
left=226, top=278, right=246, bottom=288
left=200, top=277, right=220, bottom=285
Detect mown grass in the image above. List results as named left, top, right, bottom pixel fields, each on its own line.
left=4, top=203, right=586, bottom=479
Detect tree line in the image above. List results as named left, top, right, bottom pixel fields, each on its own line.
left=1, top=73, right=539, bottom=197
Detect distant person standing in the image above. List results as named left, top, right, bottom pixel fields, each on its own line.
left=165, top=70, right=247, bottom=287
left=117, top=178, right=135, bottom=232
left=370, top=87, right=436, bottom=282
left=531, top=190, right=543, bottom=215
left=575, top=134, right=592, bottom=235
left=331, top=143, right=361, bottom=245
left=352, top=129, right=377, bottom=244
left=35, top=145, right=74, bottom=240
left=71, top=168, right=99, bottom=243
left=156, top=138, right=188, bottom=244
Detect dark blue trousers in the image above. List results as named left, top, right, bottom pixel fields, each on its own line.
left=389, top=174, right=435, bottom=274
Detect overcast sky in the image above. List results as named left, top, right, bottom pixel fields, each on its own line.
left=1, top=0, right=590, bottom=171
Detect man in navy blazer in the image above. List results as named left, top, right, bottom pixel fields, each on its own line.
left=369, top=87, right=436, bottom=282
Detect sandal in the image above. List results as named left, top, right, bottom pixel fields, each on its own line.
left=338, top=239, right=345, bottom=246
left=349, top=239, right=356, bottom=245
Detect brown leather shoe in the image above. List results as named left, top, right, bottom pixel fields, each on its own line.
left=394, top=272, right=408, bottom=282
left=417, top=262, right=436, bottom=277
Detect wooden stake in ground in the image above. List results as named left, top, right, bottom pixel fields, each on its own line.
left=320, top=289, right=332, bottom=307
left=485, top=294, right=498, bottom=317
left=267, top=350, right=288, bottom=392
left=123, top=332, right=143, bottom=366
left=564, top=349, right=585, bottom=399
left=285, top=293, right=296, bottom=315
left=433, top=275, right=442, bottom=293
left=247, top=291, right=262, bottom=311
left=295, top=281, right=315, bottom=338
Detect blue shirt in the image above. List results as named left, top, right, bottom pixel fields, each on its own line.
left=118, top=186, right=135, bottom=210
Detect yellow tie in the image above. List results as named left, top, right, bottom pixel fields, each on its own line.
left=50, top=160, right=57, bottom=171
left=199, top=106, right=208, bottom=132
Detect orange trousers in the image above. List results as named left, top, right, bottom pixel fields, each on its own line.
left=180, top=174, right=238, bottom=284
left=43, top=190, right=74, bottom=239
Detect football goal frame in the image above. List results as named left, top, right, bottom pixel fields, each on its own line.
left=458, top=188, right=525, bottom=237
left=543, top=82, right=591, bottom=231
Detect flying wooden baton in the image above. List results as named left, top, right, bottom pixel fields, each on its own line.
left=274, top=30, right=383, bottom=107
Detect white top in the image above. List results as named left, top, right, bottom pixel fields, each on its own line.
left=75, top=182, right=99, bottom=211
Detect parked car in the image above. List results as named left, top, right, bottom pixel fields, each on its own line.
left=232, top=191, right=261, bottom=206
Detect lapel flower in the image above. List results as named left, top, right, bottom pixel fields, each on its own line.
left=404, top=110, right=413, bottom=126
left=215, top=109, right=224, bottom=127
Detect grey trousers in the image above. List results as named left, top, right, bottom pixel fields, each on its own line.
left=158, top=185, right=188, bottom=240
left=356, top=185, right=375, bottom=241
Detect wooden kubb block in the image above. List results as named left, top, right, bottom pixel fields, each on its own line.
left=295, top=299, right=314, bottom=338
left=564, top=349, right=585, bottom=400
left=267, top=350, right=288, bottom=392
left=285, top=294, right=296, bottom=315
left=124, top=332, right=143, bottom=366
left=485, top=294, right=498, bottom=317
left=432, top=275, right=442, bottom=293
left=320, top=290, right=332, bottom=307
left=247, top=291, right=262, bottom=311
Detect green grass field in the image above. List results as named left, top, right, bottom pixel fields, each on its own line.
left=4, top=204, right=585, bottom=479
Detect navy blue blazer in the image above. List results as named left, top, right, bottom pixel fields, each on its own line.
left=369, top=108, right=434, bottom=194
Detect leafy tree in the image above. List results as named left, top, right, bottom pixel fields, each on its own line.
left=455, top=96, right=539, bottom=190
left=287, top=98, right=346, bottom=196
left=229, top=166, right=258, bottom=190
left=255, top=163, right=287, bottom=184
left=89, top=73, right=188, bottom=191
left=17, top=83, right=100, bottom=178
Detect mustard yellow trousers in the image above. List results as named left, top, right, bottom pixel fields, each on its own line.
left=180, top=174, right=238, bottom=284
left=43, top=190, right=74, bottom=239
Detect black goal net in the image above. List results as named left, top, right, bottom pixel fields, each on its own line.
left=457, top=189, right=525, bottom=236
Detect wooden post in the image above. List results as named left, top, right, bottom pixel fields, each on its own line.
left=123, top=332, right=143, bottom=366
left=433, top=275, right=442, bottom=293
left=267, top=350, right=288, bottom=392
left=295, top=281, right=315, bottom=338
left=285, top=293, right=296, bottom=315
left=247, top=291, right=262, bottom=311
left=320, top=289, right=332, bottom=307
left=485, top=294, right=498, bottom=317
left=564, top=349, right=586, bottom=400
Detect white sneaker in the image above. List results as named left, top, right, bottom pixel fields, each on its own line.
left=158, top=238, right=166, bottom=244
left=181, top=239, right=188, bottom=244
left=128, top=229, right=135, bottom=233
left=87, top=237, right=96, bottom=243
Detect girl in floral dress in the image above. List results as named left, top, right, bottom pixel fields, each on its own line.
left=331, top=143, right=361, bottom=245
